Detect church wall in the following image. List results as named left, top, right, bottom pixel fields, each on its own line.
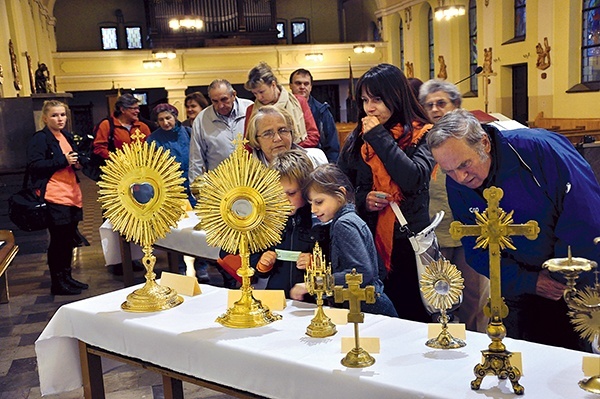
left=343, top=0, right=380, bottom=42
left=277, top=0, right=340, bottom=43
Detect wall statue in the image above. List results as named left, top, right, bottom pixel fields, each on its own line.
left=483, top=47, right=494, bottom=74
left=536, top=37, right=551, bottom=70
left=35, top=63, right=51, bottom=93
left=405, top=61, right=414, bottom=78
left=437, top=55, right=447, bottom=80
left=9, top=39, right=22, bottom=91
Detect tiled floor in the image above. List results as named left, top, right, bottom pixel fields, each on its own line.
left=0, top=173, right=235, bottom=398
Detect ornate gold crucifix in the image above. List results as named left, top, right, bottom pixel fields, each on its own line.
left=450, top=186, right=539, bottom=395
left=334, top=269, right=376, bottom=368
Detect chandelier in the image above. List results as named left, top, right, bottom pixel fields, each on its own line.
left=434, top=1, right=466, bottom=21
left=169, top=15, right=204, bottom=31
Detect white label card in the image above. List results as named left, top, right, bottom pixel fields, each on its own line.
left=159, top=272, right=201, bottom=297
left=275, top=249, right=301, bottom=262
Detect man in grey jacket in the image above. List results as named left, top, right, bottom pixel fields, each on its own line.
left=189, top=79, right=253, bottom=183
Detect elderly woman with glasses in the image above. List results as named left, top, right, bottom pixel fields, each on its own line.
left=246, top=106, right=327, bottom=167
left=418, top=79, right=462, bottom=123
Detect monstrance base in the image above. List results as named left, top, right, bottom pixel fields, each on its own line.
left=471, top=349, right=524, bottom=395
left=121, top=279, right=183, bottom=312
left=341, top=347, right=375, bottom=368
left=579, top=375, right=600, bottom=394
left=306, top=309, right=337, bottom=338
left=426, top=328, right=466, bottom=349
left=216, top=289, right=281, bottom=328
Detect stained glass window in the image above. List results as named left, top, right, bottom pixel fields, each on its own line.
left=101, top=27, right=117, bottom=50
left=292, top=21, right=308, bottom=44
left=126, top=27, right=142, bottom=49
left=469, top=0, right=478, bottom=94
left=515, top=0, right=526, bottom=38
left=582, top=0, right=600, bottom=83
left=428, top=7, right=434, bottom=79
left=277, top=22, right=286, bottom=40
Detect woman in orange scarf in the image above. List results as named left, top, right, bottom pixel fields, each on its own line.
left=338, top=64, right=434, bottom=322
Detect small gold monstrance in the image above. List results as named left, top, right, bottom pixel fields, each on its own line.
left=543, top=242, right=600, bottom=394
left=450, top=187, right=539, bottom=395
left=334, top=269, right=376, bottom=368
left=420, top=259, right=465, bottom=349
left=97, top=140, right=188, bottom=312
left=305, top=242, right=336, bottom=338
left=195, top=136, right=292, bottom=328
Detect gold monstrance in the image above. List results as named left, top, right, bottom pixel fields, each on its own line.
left=334, top=269, right=376, bottom=368
left=450, top=187, right=539, bottom=395
left=305, top=242, right=336, bottom=338
left=97, top=139, right=187, bottom=312
left=195, top=136, right=292, bottom=328
left=420, top=259, right=465, bottom=349
left=543, top=242, right=600, bottom=394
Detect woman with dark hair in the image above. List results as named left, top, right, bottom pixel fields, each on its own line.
left=338, top=63, right=435, bottom=322
left=182, top=91, right=209, bottom=128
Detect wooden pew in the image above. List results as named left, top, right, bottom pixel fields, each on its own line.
left=0, top=230, right=19, bottom=303
left=336, top=122, right=356, bottom=149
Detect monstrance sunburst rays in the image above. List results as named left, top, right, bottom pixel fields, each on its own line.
left=569, top=287, right=600, bottom=344
left=420, top=258, right=466, bottom=349
left=97, top=140, right=188, bottom=312
left=195, top=136, right=292, bottom=328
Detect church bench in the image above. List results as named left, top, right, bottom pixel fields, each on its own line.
left=0, top=230, right=19, bottom=303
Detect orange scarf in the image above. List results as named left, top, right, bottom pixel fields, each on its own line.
left=361, top=121, right=432, bottom=271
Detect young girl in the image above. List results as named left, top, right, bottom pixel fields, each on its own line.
left=290, top=164, right=398, bottom=317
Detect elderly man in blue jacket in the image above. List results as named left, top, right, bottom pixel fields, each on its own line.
left=289, top=68, right=340, bottom=162
left=427, top=108, right=600, bottom=351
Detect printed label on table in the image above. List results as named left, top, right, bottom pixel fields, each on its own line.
left=583, top=356, right=600, bottom=376
left=322, top=307, right=349, bottom=325
left=228, top=289, right=286, bottom=310
left=342, top=337, right=380, bottom=353
left=159, top=272, right=201, bottom=296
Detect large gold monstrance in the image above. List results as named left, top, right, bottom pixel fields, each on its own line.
left=97, top=139, right=188, bottom=312
left=195, top=137, right=292, bottom=328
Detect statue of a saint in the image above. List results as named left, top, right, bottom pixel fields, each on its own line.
left=405, top=61, right=414, bottom=78
left=483, top=48, right=494, bottom=74
left=9, top=39, right=22, bottom=91
left=437, top=55, right=448, bottom=80
left=35, top=63, right=50, bottom=93
left=25, top=52, right=35, bottom=94
left=536, top=37, right=551, bottom=71
left=0, top=64, right=4, bottom=98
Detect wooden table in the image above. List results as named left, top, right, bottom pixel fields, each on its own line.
left=0, top=230, right=19, bottom=303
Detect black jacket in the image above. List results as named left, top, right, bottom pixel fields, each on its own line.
left=26, top=127, right=79, bottom=190
left=338, top=123, right=434, bottom=237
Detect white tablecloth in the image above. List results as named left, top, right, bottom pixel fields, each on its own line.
left=36, top=284, right=593, bottom=398
left=99, top=211, right=220, bottom=265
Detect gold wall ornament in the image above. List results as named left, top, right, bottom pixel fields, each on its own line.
left=195, top=135, right=292, bottom=328
left=542, top=244, right=599, bottom=394
left=450, top=186, right=539, bottom=395
left=420, top=259, right=465, bottom=349
left=97, top=140, right=188, bottom=312
left=305, top=242, right=336, bottom=338
left=334, top=269, right=376, bottom=368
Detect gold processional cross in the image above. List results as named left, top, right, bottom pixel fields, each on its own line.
left=449, top=186, right=539, bottom=395
left=334, top=269, right=376, bottom=368
left=130, top=128, right=145, bottom=143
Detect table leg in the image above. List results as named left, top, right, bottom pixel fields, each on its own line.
left=79, top=341, right=105, bottom=399
left=163, top=375, right=184, bottom=399
left=0, top=272, right=8, bottom=303
left=167, top=251, right=180, bottom=274
left=119, top=236, right=134, bottom=287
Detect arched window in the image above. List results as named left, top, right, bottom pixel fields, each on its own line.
left=428, top=7, right=434, bottom=79
left=468, top=0, right=478, bottom=94
left=582, top=0, right=600, bottom=83
left=400, top=18, right=405, bottom=71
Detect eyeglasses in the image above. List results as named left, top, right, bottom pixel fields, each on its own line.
left=423, top=100, right=448, bottom=111
left=257, top=127, right=293, bottom=140
left=126, top=106, right=140, bottom=111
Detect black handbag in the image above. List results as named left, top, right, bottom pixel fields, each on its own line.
left=8, top=170, right=50, bottom=232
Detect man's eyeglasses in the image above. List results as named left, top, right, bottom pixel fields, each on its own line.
left=424, top=100, right=448, bottom=111
left=257, top=128, right=293, bottom=140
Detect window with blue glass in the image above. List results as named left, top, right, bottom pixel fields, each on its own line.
left=515, top=0, right=526, bottom=39
left=469, top=0, right=478, bottom=94
left=428, top=7, right=434, bottom=79
left=276, top=21, right=286, bottom=40
left=582, top=0, right=600, bottom=83
left=400, top=18, right=405, bottom=72
left=291, top=20, right=309, bottom=44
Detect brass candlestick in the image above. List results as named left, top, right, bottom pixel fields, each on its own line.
left=195, top=136, right=292, bottom=328
left=543, top=242, right=600, bottom=394
left=97, top=140, right=188, bottom=312
left=305, top=242, right=336, bottom=338
left=450, top=187, right=539, bottom=395
left=334, top=269, right=376, bottom=368
left=420, top=259, right=465, bottom=349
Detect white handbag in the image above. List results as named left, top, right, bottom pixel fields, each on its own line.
left=389, top=202, right=461, bottom=314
